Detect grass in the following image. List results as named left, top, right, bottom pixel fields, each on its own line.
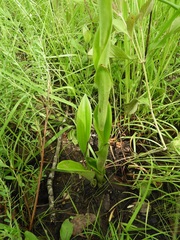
left=0, top=0, right=179, bottom=239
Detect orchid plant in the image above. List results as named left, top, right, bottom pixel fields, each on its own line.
left=57, top=0, right=113, bottom=186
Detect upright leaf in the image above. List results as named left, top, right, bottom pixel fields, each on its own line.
left=76, top=94, right=92, bottom=155
left=24, top=231, right=39, bottom=240
left=139, top=0, right=154, bottom=21
left=113, top=18, right=128, bottom=35
left=98, top=0, right=112, bottom=48
left=60, top=219, right=73, bottom=240
left=94, top=65, right=112, bottom=131
left=93, top=0, right=112, bottom=68
left=94, top=103, right=112, bottom=146
left=124, top=99, right=139, bottom=115
left=169, top=134, right=180, bottom=155
left=169, top=16, right=180, bottom=33
left=126, top=14, right=137, bottom=37
left=83, top=25, right=91, bottom=43
left=93, top=28, right=101, bottom=69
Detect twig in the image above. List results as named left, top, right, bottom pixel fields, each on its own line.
left=47, top=130, right=62, bottom=222
left=29, top=106, right=49, bottom=230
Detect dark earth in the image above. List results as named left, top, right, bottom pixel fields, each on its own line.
left=31, top=130, right=178, bottom=240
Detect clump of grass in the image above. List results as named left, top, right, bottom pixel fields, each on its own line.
left=0, top=0, right=92, bottom=238
left=112, top=0, right=180, bottom=141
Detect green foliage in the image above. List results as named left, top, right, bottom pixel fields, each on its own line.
left=0, top=0, right=94, bottom=238
left=76, top=94, right=92, bottom=155
left=94, top=103, right=112, bottom=146
left=60, top=219, right=73, bottom=240
left=57, top=160, right=95, bottom=184
left=94, top=65, right=112, bottom=131
left=139, top=0, right=155, bottom=21
left=158, top=0, right=180, bottom=10
left=124, top=99, right=139, bottom=115
left=58, top=0, right=113, bottom=185
left=0, top=0, right=179, bottom=238
left=83, top=25, right=92, bottom=43
left=93, top=0, right=112, bottom=69
left=24, top=231, right=39, bottom=240
left=91, top=0, right=113, bottom=184
left=169, top=134, right=180, bottom=155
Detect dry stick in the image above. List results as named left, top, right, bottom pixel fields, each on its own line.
left=29, top=106, right=49, bottom=230
left=47, top=130, right=62, bottom=223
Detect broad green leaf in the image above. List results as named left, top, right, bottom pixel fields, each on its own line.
left=169, top=16, right=180, bottom=33
left=88, top=47, right=93, bottom=56
left=24, top=231, right=39, bottom=240
left=169, top=134, right=180, bottom=155
left=94, top=103, right=112, bottom=146
left=76, top=94, right=92, bottom=155
left=83, top=25, right=91, bottom=43
left=57, top=160, right=95, bottom=182
left=93, top=26, right=111, bottom=69
left=93, top=0, right=112, bottom=68
left=102, top=103, right=112, bottom=144
left=60, top=219, right=73, bottom=240
left=94, top=65, right=112, bottom=131
left=93, top=105, right=102, bottom=143
left=93, top=28, right=101, bottom=69
left=96, top=143, right=109, bottom=172
left=138, top=97, right=149, bottom=106
left=126, top=14, right=138, bottom=37
left=113, top=18, right=128, bottom=35
left=68, top=129, right=78, bottom=145
left=124, top=99, right=139, bottom=115
left=138, top=0, right=154, bottom=21
left=98, top=0, right=112, bottom=48
left=86, top=157, right=99, bottom=173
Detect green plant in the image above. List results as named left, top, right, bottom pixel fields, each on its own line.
left=24, top=231, right=39, bottom=240
left=0, top=178, right=22, bottom=239
left=60, top=219, right=73, bottom=240
left=0, top=0, right=179, bottom=239
left=0, top=0, right=83, bottom=237
left=111, top=0, right=180, bottom=142
left=57, top=0, right=113, bottom=186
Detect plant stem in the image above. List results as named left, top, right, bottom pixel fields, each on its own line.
left=29, top=105, right=50, bottom=230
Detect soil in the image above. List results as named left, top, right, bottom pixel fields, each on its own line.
left=31, top=132, right=175, bottom=240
